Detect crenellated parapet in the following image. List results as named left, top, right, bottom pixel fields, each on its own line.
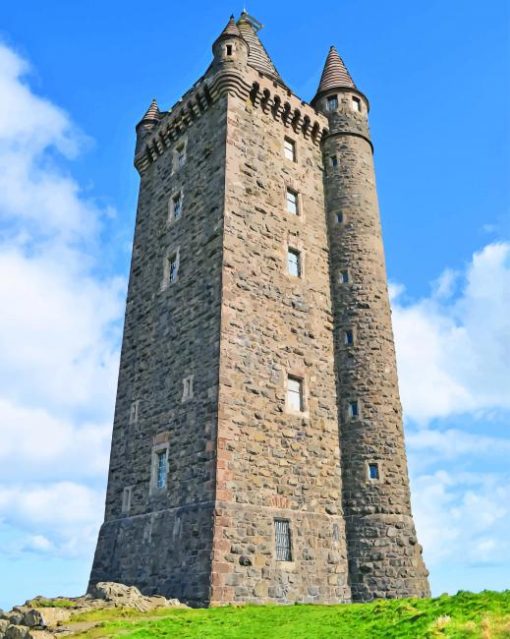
left=135, top=67, right=329, bottom=175
left=134, top=81, right=214, bottom=175
left=247, top=77, right=328, bottom=144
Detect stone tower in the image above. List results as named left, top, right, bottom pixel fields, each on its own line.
left=89, top=13, right=429, bottom=605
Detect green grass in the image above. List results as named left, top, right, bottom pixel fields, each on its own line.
left=28, top=596, right=78, bottom=608
left=68, top=590, right=510, bottom=639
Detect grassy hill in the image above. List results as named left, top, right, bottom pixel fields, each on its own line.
left=66, top=590, right=510, bottom=638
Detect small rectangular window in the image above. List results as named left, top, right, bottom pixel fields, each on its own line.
left=182, top=375, right=194, bottom=401
left=122, top=486, right=133, bottom=513
left=352, top=96, right=361, bottom=112
left=368, top=463, right=380, bottom=480
left=172, top=193, right=182, bottom=220
left=284, top=137, right=296, bottom=162
left=156, top=450, right=168, bottom=489
left=274, top=519, right=292, bottom=561
left=336, top=212, right=343, bottom=224
left=340, top=270, right=349, bottom=284
left=226, top=44, right=233, bottom=56
left=287, top=375, right=303, bottom=412
left=330, top=155, right=338, bottom=168
left=287, top=248, right=301, bottom=277
left=348, top=401, right=359, bottom=419
left=344, top=329, right=354, bottom=346
left=327, top=95, right=338, bottom=111
left=286, top=188, right=298, bottom=215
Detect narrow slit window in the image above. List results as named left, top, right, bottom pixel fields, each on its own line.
left=340, top=270, right=349, bottom=284
left=330, top=155, right=338, bottom=168
left=287, top=248, right=301, bottom=277
left=368, top=463, right=380, bottom=480
left=156, top=450, right=168, bottom=489
left=129, top=400, right=139, bottom=425
left=275, top=519, right=292, bottom=561
left=121, top=486, right=133, bottom=513
left=284, top=137, right=296, bottom=162
left=172, top=193, right=182, bottom=221
left=327, top=95, right=338, bottom=111
left=175, top=144, right=186, bottom=169
left=336, top=212, right=343, bottom=224
left=169, top=253, right=178, bottom=283
left=348, top=401, right=359, bottom=419
left=352, top=96, right=361, bottom=112
left=286, top=188, right=298, bottom=215
left=287, top=375, right=304, bottom=412
left=182, top=375, right=194, bottom=401
left=344, top=329, right=354, bottom=346
left=226, top=44, right=233, bottom=56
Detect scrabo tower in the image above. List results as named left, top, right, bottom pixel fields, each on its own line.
left=90, top=13, right=429, bottom=604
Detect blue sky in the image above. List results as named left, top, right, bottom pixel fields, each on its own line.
left=0, top=0, right=508, bottom=610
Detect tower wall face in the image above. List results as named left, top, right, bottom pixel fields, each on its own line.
left=320, top=91, right=430, bottom=599
left=89, top=97, right=229, bottom=605
left=210, top=93, right=350, bottom=604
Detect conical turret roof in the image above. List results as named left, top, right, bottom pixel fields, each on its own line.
left=218, top=15, right=243, bottom=39
left=237, top=12, right=281, bottom=81
left=140, top=98, right=160, bottom=122
left=316, top=46, right=356, bottom=95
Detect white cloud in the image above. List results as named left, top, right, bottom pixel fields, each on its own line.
left=391, top=242, right=510, bottom=424
left=412, top=470, right=510, bottom=568
left=0, top=398, right=110, bottom=480
left=0, top=248, right=123, bottom=416
left=0, top=43, right=97, bottom=242
left=408, top=427, right=510, bottom=461
left=0, top=42, right=124, bottom=559
left=0, top=483, right=104, bottom=558
left=393, top=242, right=510, bottom=592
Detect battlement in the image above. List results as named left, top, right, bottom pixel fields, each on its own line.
left=135, top=58, right=328, bottom=175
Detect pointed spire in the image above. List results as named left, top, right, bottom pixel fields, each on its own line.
left=316, top=46, right=356, bottom=95
left=218, top=15, right=242, bottom=39
left=237, top=12, right=281, bottom=81
left=140, top=98, right=160, bottom=123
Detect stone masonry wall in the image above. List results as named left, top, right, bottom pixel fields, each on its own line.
left=319, top=89, right=430, bottom=600
left=209, top=91, right=351, bottom=604
left=89, top=96, right=229, bottom=605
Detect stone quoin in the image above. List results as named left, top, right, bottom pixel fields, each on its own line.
left=89, top=12, right=430, bottom=605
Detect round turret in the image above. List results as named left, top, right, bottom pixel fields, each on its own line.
left=212, top=16, right=249, bottom=67
left=312, top=46, right=370, bottom=143
left=316, top=45, right=430, bottom=601
left=135, top=98, right=161, bottom=156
